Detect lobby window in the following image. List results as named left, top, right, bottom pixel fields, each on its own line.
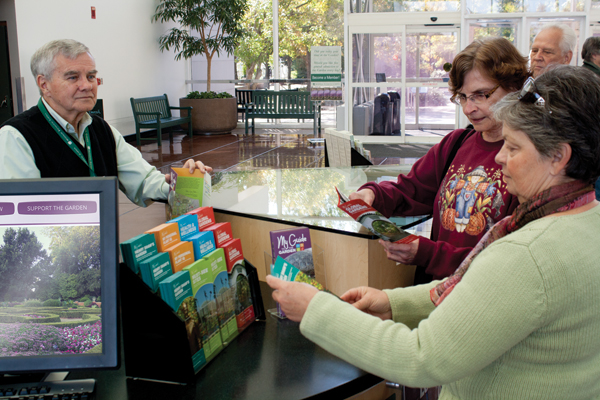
left=350, top=0, right=459, bottom=13
left=466, top=0, right=584, bottom=13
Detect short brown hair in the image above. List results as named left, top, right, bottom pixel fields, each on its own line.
left=449, top=37, right=530, bottom=96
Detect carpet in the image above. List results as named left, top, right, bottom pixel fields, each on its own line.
left=363, top=143, right=433, bottom=159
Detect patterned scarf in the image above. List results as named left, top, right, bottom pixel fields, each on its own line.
left=430, top=180, right=596, bottom=306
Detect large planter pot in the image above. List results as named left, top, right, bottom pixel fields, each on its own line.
left=179, top=97, right=237, bottom=135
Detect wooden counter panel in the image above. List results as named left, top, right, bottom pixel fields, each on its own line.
left=215, top=212, right=415, bottom=295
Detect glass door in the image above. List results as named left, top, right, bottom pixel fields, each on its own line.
left=404, top=28, right=459, bottom=135
left=349, top=24, right=459, bottom=143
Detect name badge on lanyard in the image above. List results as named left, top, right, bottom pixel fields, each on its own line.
left=38, top=98, right=96, bottom=177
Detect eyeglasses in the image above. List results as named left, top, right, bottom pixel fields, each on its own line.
left=450, top=84, right=501, bottom=106
left=517, top=77, right=545, bottom=107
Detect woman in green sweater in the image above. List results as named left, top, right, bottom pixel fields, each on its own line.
left=267, top=65, right=600, bottom=399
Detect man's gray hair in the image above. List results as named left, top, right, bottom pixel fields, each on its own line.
left=30, top=39, right=92, bottom=79
left=492, top=65, right=600, bottom=184
left=581, top=36, right=600, bottom=62
left=536, top=23, right=577, bottom=56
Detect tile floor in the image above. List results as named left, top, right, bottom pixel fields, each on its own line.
left=130, top=126, right=425, bottom=174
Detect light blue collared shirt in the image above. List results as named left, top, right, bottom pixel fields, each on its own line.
left=0, top=98, right=169, bottom=206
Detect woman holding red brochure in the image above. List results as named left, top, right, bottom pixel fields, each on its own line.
left=268, top=65, right=600, bottom=399
left=351, top=37, right=526, bottom=284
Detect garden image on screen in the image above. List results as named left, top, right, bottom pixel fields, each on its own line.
left=0, top=195, right=103, bottom=359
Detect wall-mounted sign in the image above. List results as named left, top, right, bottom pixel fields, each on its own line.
left=310, top=46, right=342, bottom=101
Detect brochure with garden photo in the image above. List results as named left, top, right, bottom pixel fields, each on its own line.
left=168, top=167, right=212, bottom=219
left=271, top=256, right=325, bottom=291
left=335, top=187, right=418, bottom=244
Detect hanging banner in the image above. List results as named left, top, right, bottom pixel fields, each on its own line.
left=310, top=46, right=342, bottom=101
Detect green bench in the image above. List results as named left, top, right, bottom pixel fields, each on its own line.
left=244, top=91, right=321, bottom=135
left=130, top=94, right=193, bottom=146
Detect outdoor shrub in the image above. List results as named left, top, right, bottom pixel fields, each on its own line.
left=23, top=299, right=43, bottom=307
left=0, top=315, right=24, bottom=323
left=43, top=315, right=100, bottom=328
left=79, top=295, right=91, bottom=303
left=23, top=314, right=61, bottom=324
left=83, top=300, right=92, bottom=307
left=43, top=299, right=61, bottom=307
left=59, top=311, right=86, bottom=319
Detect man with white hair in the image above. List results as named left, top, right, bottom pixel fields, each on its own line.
left=529, top=23, right=576, bottom=77
left=0, top=39, right=211, bottom=206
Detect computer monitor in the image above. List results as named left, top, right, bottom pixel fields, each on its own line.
left=0, top=177, right=119, bottom=380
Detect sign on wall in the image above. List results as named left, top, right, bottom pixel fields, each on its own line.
left=310, top=46, right=342, bottom=101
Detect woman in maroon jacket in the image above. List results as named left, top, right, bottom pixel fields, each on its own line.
left=351, top=37, right=528, bottom=284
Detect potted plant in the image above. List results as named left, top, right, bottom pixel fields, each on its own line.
left=153, top=0, right=249, bottom=134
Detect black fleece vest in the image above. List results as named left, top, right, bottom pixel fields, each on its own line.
left=2, top=105, right=118, bottom=178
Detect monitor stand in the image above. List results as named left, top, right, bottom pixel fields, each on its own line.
left=0, top=372, right=95, bottom=397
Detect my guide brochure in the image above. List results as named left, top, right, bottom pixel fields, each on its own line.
left=335, top=187, right=418, bottom=244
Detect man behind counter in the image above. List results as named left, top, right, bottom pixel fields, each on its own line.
left=0, top=39, right=211, bottom=206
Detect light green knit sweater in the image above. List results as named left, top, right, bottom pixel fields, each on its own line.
left=301, top=205, right=600, bottom=399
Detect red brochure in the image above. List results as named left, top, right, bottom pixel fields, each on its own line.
left=336, top=187, right=418, bottom=244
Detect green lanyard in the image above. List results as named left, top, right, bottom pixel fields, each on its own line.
left=38, top=98, right=96, bottom=177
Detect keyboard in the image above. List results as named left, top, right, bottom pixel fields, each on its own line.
left=0, top=378, right=95, bottom=400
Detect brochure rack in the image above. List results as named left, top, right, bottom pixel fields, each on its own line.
left=120, top=260, right=265, bottom=383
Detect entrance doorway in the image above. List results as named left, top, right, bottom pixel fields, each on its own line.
left=349, top=24, right=460, bottom=143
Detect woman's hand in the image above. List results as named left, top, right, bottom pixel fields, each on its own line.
left=341, top=287, right=392, bottom=320
left=379, top=238, right=420, bottom=265
left=349, top=189, right=376, bottom=206
left=266, top=275, right=319, bottom=322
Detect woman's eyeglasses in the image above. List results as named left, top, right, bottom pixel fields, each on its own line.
left=517, top=77, right=545, bottom=106
left=450, top=84, right=501, bottom=106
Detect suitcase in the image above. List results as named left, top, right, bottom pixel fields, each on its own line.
left=372, top=93, right=392, bottom=135
left=387, top=90, right=401, bottom=134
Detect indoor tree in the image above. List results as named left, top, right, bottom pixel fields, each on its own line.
left=153, top=0, right=249, bottom=93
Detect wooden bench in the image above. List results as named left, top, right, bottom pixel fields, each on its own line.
left=235, top=89, right=254, bottom=122
left=130, top=94, right=192, bottom=146
left=244, top=91, right=321, bottom=135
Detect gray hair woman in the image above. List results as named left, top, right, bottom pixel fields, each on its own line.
left=267, top=65, right=600, bottom=398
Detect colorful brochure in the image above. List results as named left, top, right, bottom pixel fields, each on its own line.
left=184, top=258, right=224, bottom=362
left=228, top=263, right=255, bottom=331
left=209, top=250, right=239, bottom=344
left=270, top=256, right=325, bottom=291
left=336, top=187, right=418, bottom=244
left=168, top=214, right=200, bottom=241
left=145, top=223, right=181, bottom=252
left=168, top=167, right=211, bottom=219
left=187, top=231, right=217, bottom=261
left=139, top=252, right=173, bottom=292
left=119, top=233, right=157, bottom=274
left=187, top=206, right=216, bottom=230
left=269, top=227, right=311, bottom=260
left=159, top=270, right=207, bottom=372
